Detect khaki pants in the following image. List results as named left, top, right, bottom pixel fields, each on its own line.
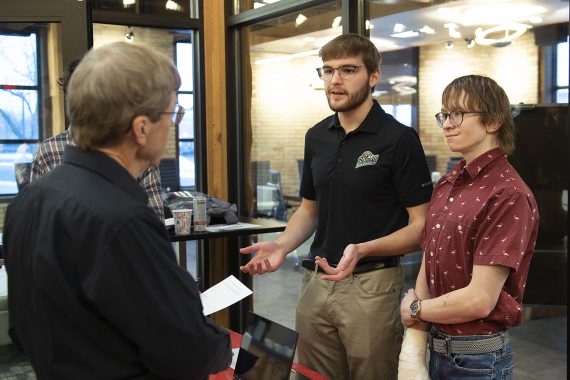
left=295, top=266, right=404, bottom=380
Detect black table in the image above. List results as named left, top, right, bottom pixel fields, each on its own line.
left=169, top=217, right=287, bottom=332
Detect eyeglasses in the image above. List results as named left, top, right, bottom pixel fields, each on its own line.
left=162, top=104, right=186, bottom=126
left=435, top=111, right=484, bottom=128
left=316, top=65, right=364, bottom=81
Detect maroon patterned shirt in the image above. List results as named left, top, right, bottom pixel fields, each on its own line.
left=420, top=148, right=539, bottom=335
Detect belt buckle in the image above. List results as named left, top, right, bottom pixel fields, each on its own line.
left=443, top=336, right=451, bottom=356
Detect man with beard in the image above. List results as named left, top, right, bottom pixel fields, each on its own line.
left=239, top=33, right=432, bottom=380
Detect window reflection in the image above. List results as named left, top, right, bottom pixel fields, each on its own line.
left=240, top=1, right=342, bottom=220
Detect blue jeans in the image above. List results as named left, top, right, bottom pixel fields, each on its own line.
left=428, top=329, right=514, bottom=380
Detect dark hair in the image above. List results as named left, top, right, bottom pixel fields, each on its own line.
left=57, top=59, right=82, bottom=95
left=319, top=33, right=381, bottom=75
left=442, top=75, right=515, bottom=154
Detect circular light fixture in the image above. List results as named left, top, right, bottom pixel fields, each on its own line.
left=475, top=24, right=529, bottom=46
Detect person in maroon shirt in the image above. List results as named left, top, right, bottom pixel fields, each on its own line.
left=399, top=75, right=539, bottom=380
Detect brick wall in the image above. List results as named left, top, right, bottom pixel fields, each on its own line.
left=418, top=32, right=539, bottom=174
left=250, top=52, right=332, bottom=197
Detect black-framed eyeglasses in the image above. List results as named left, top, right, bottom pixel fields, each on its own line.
left=162, top=104, right=186, bottom=126
left=435, top=111, right=484, bottom=128
left=316, top=65, right=364, bottom=81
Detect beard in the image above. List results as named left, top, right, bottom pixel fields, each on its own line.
left=326, top=79, right=371, bottom=113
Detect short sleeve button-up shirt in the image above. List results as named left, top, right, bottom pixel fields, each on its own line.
left=420, top=148, right=539, bottom=335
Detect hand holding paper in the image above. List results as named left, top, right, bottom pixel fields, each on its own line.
left=200, top=275, right=253, bottom=316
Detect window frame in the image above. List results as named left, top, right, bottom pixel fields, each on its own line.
left=0, top=27, right=44, bottom=196
left=552, top=36, right=569, bottom=103
left=175, top=38, right=196, bottom=189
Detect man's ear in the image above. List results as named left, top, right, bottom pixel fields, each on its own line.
left=131, top=115, right=149, bottom=145
left=369, top=68, right=380, bottom=88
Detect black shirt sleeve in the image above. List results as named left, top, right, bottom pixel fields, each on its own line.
left=392, top=128, right=433, bottom=207
left=82, top=214, right=231, bottom=379
left=300, top=131, right=316, bottom=200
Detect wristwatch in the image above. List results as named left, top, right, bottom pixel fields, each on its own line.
left=410, top=299, right=422, bottom=321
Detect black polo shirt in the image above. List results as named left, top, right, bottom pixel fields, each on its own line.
left=300, top=100, right=433, bottom=265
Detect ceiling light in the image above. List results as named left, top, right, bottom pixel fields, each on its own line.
left=437, top=4, right=546, bottom=27
left=444, top=23, right=461, bottom=39
left=390, top=30, right=420, bottom=38
left=332, top=16, right=342, bottom=28
left=465, top=38, right=475, bottom=48
left=529, top=16, right=543, bottom=24
left=393, top=23, right=406, bottom=33
left=165, top=0, right=182, bottom=11
left=445, top=41, right=454, bottom=49
left=475, top=24, right=530, bottom=46
left=295, top=14, right=307, bottom=26
left=123, top=0, right=135, bottom=6
left=419, top=25, right=435, bottom=35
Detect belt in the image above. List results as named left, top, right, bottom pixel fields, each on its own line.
left=301, top=257, right=398, bottom=275
left=429, top=330, right=509, bottom=356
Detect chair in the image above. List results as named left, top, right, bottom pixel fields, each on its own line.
left=14, top=163, right=32, bottom=192
left=250, top=161, right=288, bottom=221
left=159, top=158, right=180, bottom=193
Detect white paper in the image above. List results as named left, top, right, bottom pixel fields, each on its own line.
left=205, top=222, right=261, bottom=232
left=200, top=275, right=253, bottom=316
left=230, top=348, right=240, bottom=369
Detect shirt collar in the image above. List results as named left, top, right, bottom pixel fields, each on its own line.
left=326, top=100, right=386, bottom=134
left=444, top=147, right=506, bottom=183
left=63, top=145, right=149, bottom=205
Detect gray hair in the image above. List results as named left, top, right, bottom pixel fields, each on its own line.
left=67, top=42, right=181, bottom=149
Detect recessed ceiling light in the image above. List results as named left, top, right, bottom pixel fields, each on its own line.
left=393, top=23, right=406, bottom=33
left=419, top=25, right=435, bottom=34
left=332, top=16, right=342, bottom=28
left=295, top=14, right=307, bottom=26
left=390, top=30, right=420, bottom=38
left=444, top=23, right=461, bottom=39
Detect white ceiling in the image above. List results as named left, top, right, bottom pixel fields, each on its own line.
left=251, top=0, right=569, bottom=54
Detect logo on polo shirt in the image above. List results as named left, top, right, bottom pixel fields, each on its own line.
left=355, top=151, right=379, bottom=169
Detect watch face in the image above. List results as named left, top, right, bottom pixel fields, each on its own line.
left=410, top=300, right=420, bottom=316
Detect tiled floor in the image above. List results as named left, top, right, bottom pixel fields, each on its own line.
left=0, top=238, right=566, bottom=379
